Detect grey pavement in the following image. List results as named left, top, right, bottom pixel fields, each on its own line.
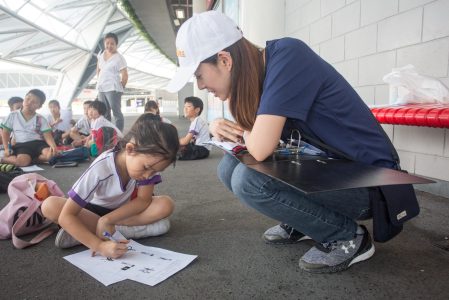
left=0, top=115, right=448, bottom=299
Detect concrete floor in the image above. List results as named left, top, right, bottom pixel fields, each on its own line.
left=0, top=115, right=448, bottom=299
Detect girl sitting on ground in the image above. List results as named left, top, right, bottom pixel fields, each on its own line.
left=84, top=100, right=123, bottom=155
left=144, top=100, right=172, bottom=124
left=42, top=113, right=180, bottom=259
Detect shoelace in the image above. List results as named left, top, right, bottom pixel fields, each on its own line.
left=316, top=241, right=339, bottom=253
left=280, top=224, right=297, bottom=238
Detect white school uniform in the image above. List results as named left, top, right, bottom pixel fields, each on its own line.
left=90, top=115, right=124, bottom=138
left=188, top=116, right=211, bottom=150
left=68, top=149, right=162, bottom=209
left=1, top=111, right=51, bottom=143
left=47, top=109, right=72, bottom=132
left=75, top=116, right=91, bottom=136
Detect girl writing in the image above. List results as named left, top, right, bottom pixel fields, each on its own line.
left=42, top=113, right=179, bottom=259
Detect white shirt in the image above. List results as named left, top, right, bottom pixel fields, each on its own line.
left=188, top=116, right=211, bottom=149
left=47, top=109, right=72, bottom=132
left=91, top=116, right=123, bottom=138
left=96, top=51, right=127, bottom=93
left=68, top=149, right=162, bottom=209
left=75, top=116, right=91, bottom=135
left=1, top=111, right=51, bottom=143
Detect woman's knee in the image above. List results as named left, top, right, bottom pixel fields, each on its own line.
left=217, top=154, right=240, bottom=191
left=230, top=164, right=270, bottom=201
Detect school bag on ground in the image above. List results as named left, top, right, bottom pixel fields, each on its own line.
left=0, top=164, right=24, bottom=193
left=0, top=173, right=64, bottom=249
left=48, top=146, right=90, bottom=166
left=92, top=127, right=119, bottom=154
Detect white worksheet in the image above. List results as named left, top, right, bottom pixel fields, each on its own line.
left=64, top=232, right=197, bottom=286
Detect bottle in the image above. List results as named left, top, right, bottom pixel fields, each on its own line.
left=90, top=136, right=98, bottom=157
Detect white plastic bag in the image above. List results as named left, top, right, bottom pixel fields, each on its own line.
left=382, top=64, right=449, bottom=105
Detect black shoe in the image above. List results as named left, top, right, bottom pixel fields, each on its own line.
left=299, top=225, right=375, bottom=273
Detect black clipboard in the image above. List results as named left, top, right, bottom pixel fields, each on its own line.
left=234, top=152, right=434, bottom=194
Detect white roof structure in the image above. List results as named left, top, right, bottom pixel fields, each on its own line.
left=0, top=0, right=177, bottom=108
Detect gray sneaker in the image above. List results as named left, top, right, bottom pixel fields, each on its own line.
left=263, top=223, right=312, bottom=244
left=55, top=228, right=81, bottom=249
left=299, top=225, right=375, bottom=273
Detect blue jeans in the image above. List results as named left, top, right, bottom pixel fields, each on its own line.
left=98, top=91, right=124, bottom=132
left=217, top=153, right=371, bottom=243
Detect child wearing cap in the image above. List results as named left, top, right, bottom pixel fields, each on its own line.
left=166, top=10, right=408, bottom=274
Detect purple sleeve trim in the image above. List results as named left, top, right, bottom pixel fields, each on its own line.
left=188, top=130, right=198, bottom=135
left=136, top=174, right=162, bottom=186
left=68, top=189, right=88, bottom=208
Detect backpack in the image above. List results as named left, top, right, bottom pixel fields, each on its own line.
left=0, top=173, right=64, bottom=249
left=92, top=127, right=118, bottom=154
left=48, top=146, right=90, bottom=166
left=0, top=165, right=24, bottom=193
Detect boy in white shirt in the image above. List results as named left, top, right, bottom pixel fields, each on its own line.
left=178, top=97, right=211, bottom=160
left=47, top=99, right=72, bottom=145
left=1, top=89, right=58, bottom=167
left=70, top=100, right=92, bottom=147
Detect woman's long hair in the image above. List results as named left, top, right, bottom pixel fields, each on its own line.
left=202, top=38, right=265, bottom=130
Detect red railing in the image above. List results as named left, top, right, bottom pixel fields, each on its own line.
left=371, top=104, right=449, bottom=128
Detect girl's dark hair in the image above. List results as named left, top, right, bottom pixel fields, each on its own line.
left=117, top=114, right=180, bottom=163
left=104, top=32, right=118, bottom=44
left=202, top=38, right=264, bottom=131
left=48, top=99, right=60, bottom=108
left=89, top=100, right=107, bottom=116
left=144, top=100, right=160, bottom=115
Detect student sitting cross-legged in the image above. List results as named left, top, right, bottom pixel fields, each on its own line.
left=178, top=96, right=211, bottom=160
left=41, top=114, right=180, bottom=258
left=70, top=100, right=92, bottom=147
left=1, top=89, right=58, bottom=167
left=144, top=100, right=172, bottom=124
left=84, top=100, right=123, bottom=154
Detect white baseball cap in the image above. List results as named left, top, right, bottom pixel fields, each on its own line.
left=166, top=10, right=243, bottom=93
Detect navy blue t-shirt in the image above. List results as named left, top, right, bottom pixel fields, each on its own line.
left=257, top=38, right=395, bottom=168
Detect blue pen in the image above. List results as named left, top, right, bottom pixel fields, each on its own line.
left=103, top=231, right=120, bottom=243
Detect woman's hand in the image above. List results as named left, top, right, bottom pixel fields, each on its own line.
left=210, top=118, right=244, bottom=143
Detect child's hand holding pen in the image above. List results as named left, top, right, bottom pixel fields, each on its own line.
left=91, top=231, right=129, bottom=259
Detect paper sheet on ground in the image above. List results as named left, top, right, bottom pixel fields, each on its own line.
left=63, top=231, right=197, bottom=286
left=20, top=165, right=44, bottom=172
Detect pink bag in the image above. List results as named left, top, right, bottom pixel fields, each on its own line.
left=0, top=173, right=64, bottom=249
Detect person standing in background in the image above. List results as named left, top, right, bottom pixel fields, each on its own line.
left=96, top=32, right=128, bottom=132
